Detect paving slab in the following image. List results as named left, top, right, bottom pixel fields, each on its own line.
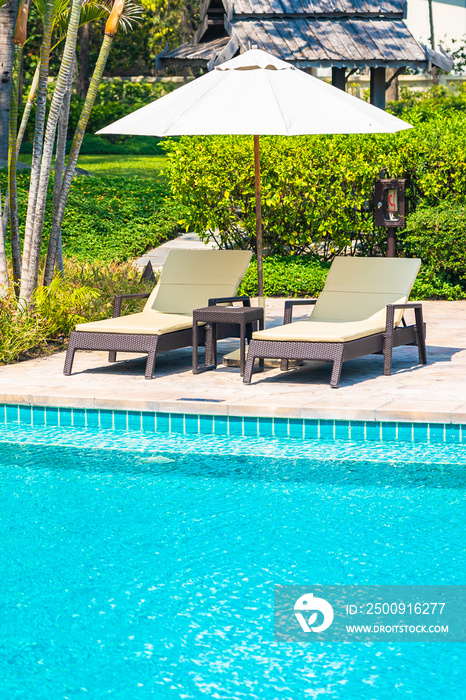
left=1, top=299, right=466, bottom=423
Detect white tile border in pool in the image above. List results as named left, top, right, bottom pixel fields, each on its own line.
left=1, top=391, right=466, bottom=426
left=0, top=403, right=465, bottom=444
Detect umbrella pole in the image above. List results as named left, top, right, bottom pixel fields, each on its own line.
left=254, top=134, right=264, bottom=297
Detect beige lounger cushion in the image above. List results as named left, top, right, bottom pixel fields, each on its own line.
left=75, top=249, right=252, bottom=335
left=252, top=257, right=421, bottom=344
left=144, top=249, right=252, bottom=315
left=75, top=311, right=201, bottom=335
left=252, top=302, right=405, bottom=343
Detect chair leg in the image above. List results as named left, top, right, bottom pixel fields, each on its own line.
left=204, top=323, right=217, bottom=368
left=63, top=335, right=77, bottom=376
left=108, top=351, right=117, bottom=363
left=330, top=347, right=344, bottom=388
left=383, top=330, right=394, bottom=376
left=144, top=338, right=159, bottom=380
left=243, top=341, right=257, bottom=384
left=415, top=308, right=427, bottom=365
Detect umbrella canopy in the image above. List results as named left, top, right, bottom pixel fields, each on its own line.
left=98, top=50, right=412, bottom=292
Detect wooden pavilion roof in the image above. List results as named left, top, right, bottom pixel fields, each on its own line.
left=158, top=0, right=450, bottom=72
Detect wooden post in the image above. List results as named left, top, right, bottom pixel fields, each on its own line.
left=254, top=134, right=264, bottom=297
left=331, top=67, right=346, bottom=91
left=370, top=67, right=386, bottom=110
left=387, top=230, right=397, bottom=257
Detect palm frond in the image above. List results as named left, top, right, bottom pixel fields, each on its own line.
left=99, top=0, right=143, bottom=32
left=79, top=0, right=109, bottom=28
left=32, top=0, right=68, bottom=25
left=49, top=0, right=142, bottom=37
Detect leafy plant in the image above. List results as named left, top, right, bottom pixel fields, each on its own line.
left=0, top=293, right=47, bottom=364
left=0, top=258, right=156, bottom=364
left=63, top=258, right=156, bottom=320
left=33, top=276, right=101, bottom=338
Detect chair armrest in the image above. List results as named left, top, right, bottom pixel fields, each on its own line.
left=208, top=295, right=251, bottom=307
left=284, top=298, right=317, bottom=324
left=385, top=302, right=423, bottom=331
left=113, top=293, right=150, bottom=318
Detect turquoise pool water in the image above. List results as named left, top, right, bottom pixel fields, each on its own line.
left=0, top=420, right=465, bottom=699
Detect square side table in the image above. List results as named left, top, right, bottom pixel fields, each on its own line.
left=193, top=305, right=264, bottom=376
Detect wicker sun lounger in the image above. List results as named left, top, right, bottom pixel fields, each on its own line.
left=64, top=249, right=252, bottom=379
left=243, top=257, right=427, bottom=388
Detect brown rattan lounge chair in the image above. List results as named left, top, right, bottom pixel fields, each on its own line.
left=243, top=257, right=427, bottom=388
left=64, top=249, right=252, bottom=379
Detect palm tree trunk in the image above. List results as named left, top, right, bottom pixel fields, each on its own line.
left=78, top=22, right=90, bottom=99
left=50, top=67, right=73, bottom=277
left=20, top=0, right=83, bottom=304
left=0, top=181, right=9, bottom=292
left=16, top=59, right=39, bottom=153
left=1, top=59, right=39, bottom=262
left=0, top=0, right=18, bottom=162
left=20, top=0, right=54, bottom=281
left=0, top=0, right=17, bottom=291
left=8, top=44, right=22, bottom=288
left=44, top=35, right=114, bottom=284
left=7, top=0, right=31, bottom=291
left=43, top=2, right=126, bottom=286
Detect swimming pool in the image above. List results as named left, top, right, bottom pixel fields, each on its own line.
left=0, top=407, right=465, bottom=699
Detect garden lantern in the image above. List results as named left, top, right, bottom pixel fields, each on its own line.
left=374, top=178, right=407, bottom=257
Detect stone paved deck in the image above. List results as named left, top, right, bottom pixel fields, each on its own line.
left=1, top=299, right=465, bottom=423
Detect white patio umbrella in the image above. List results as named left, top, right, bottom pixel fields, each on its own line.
left=98, top=49, right=412, bottom=295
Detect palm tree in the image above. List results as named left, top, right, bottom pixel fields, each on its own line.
left=1, top=0, right=141, bottom=302
left=8, top=0, right=31, bottom=289
left=20, top=0, right=85, bottom=303
left=44, top=0, right=129, bottom=284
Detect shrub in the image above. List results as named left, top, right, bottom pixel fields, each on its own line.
left=238, top=255, right=330, bottom=297
left=165, top=109, right=466, bottom=258
left=63, top=258, right=155, bottom=321
left=389, top=84, right=466, bottom=122
left=33, top=277, right=101, bottom=339
left=0, top=170, right=184, bottom=263
left=399, top=202, right=466, bottom=300
left=0, top=260, right=156, bottom=365
left=0, top=294, right=47, bottom=364
left=400, top=203, right=466, bottom=280
left=410, top=270, right=466, bottom=301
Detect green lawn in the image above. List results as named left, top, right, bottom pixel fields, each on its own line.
left=18, top=154, right=167, bottom=179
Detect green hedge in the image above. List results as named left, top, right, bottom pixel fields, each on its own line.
left=165, top=101, right=466, bottom=257
left=0, top=170, right=183, bottom=262
left=237, top=254, right=466, bottom=300
left=399, top=202, right=466, bottom=299
left=238, top=255, right=330, bottom=297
